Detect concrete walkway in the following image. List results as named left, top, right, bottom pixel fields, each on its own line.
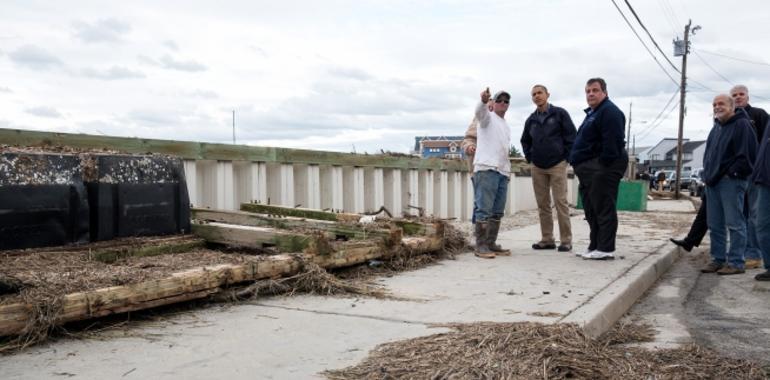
left=0, top=201, right=695, bottom=380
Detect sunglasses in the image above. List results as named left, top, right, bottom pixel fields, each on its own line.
left=495, top=99, right=510, bottom=104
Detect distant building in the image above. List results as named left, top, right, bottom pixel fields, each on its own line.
left=413, top=136, right=465, bottom=159
left=641, top=138, right=705, bottom=173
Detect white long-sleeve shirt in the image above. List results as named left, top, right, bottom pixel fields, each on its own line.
left=473, top=101, right=511, bottom=177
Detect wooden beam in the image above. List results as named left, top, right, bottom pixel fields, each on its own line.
left=91, top=235, right=205, bottom=263
left=192, top=208, right=391, bottom=241
left=0, top=233, right=445, bottom=337
left=240, top=203, right=362, bottom=223
left=192, top=222, right=324, bottom=252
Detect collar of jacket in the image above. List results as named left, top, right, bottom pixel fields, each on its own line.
left=534, top=103, right=551, bottom=115
left=583, top=97, right=611, bottom=115
left=714, top=108, right=749, bottom=126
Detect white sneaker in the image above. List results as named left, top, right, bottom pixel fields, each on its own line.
left=583, top=250, right=615, bottom=260
left=577, top=249, right=593, bottom=257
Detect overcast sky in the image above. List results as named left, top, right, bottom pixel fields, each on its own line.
left=1, top=0, right=769, bottom=153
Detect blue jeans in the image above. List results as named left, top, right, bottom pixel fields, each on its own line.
left=473, top=170, right=509, bottom=222
left=706, top=178, right=748, bottom=269
left=745, top=182, right=762, bottom=260
left=756, top=184, right=770, bottom=270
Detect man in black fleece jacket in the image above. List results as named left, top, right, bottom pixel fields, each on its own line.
left=521, top=85, right=577, bottom=252
left=700, top=94, right=757, bottom=275
left=568, top=78, right=628, bottom=260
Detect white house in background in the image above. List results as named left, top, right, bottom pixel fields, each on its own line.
left=642, top=138, right=687, bottom=173
left=630, top=145, right=652, bottom=161
left=641, top=137, right=706, bottom=173
left=662, top=140, right=706, bottom=172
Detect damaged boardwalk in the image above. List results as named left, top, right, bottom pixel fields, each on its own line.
left=0, top=202, right=703, bottom=379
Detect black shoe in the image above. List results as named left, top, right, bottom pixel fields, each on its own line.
left=669, top=238, right=693, bottom=252
left=755, top=271, right=770, bottom=281
left=532, top=242, right=556, bottom=250
left=557, top=244, right=572, bottom=252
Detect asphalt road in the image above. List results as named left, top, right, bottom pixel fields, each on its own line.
left=626, top=244, right=770, bottom=367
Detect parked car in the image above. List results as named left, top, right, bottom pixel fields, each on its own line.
left=689, top=176, right=705, bottom=196
left=662, top=171, right=694, bottom=191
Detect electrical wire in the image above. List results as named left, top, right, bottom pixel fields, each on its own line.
left=636, top=88, right=680, bottom=136
left=623, top=0, right=681, bottom=74
left=696, top=49, right=770, bottom=68
left=609, top=0, right=680, bottom=86
left=693, top=50, right=734, bottom=86
left=637, top=98, right=680, bottom=141
left=657, top=0, right=679, bottom=35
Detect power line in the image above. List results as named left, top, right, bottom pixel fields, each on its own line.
left=657, top=0, right=679, bottom=35
left=623, top=0, right=681, bottom=74
left=609, top=0, right=680, bottom=86
left=636, top=88, right=680, bottom=136
left=697, top=49, right=770, bottom=67
left=638, top=98, right=680, bottom=141
left=692, top=51, right=734, bottom=86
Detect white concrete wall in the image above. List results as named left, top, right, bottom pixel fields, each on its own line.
left=181, top=160, right=560, bottom=221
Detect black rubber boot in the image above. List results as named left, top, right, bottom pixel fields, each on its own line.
left=474, top=222, right=494, bottom=259
left=487, top=219, right=510, bottom=256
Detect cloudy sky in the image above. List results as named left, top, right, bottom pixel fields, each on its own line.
left=1, top=0, right=769, bottom=153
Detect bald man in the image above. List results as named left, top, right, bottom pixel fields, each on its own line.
left=700, top=94, right=757, bottom=275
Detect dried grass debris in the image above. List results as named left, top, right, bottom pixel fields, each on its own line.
left=324, top=322, right=767, bottom=380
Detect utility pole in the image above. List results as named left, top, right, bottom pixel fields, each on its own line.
left=673, top=20, right=692, bottom=200
left=232, top=110, right=236, bottom=144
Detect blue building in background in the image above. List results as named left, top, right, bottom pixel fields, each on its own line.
left=413, top=136, right=466, bottom=159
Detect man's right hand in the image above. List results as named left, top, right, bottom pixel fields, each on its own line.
left=480, top=87, right=491, bottom=103
left=465, top=145, right=476, bottom=155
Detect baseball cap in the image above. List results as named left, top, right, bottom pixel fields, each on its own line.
left=493, top=91, right=510, bottom=101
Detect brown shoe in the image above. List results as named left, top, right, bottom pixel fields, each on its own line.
left=745, top=259, right=762, bottom=269
left=474, top=251, right=496, bottom=259
left=716, top=265, right=745, bottom=275
left=700, top=262, right=724, bottom=273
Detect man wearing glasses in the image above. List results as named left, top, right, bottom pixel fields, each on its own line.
left=569, top=78, right=629, bottom=260
left=473, top=88, right=512, bottom=258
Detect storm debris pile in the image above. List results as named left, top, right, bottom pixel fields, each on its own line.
left=324, top=322, right=767, bottom=380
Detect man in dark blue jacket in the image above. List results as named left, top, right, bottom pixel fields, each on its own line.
left=701, top=94, right=758, bottom=275
left=568, top=78, right=628, bottom=260
left=731, top=85, right=768, bottom=269
left=751, top=120, right=770, bottom=281
left=521, top=85, right=577, bottom=252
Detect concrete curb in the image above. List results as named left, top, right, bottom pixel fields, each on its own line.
left=561, top=245, right=683, bottom=338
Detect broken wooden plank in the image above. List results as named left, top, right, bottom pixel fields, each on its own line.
left=91, top=235, right=205, bottom=263
left=0, top=232, right=446, bottom=337
left=192, top=208, right=391, bottom=241
left=240, top=203, right=362, bottom=223
left=192, top=222, right=325, bottom=252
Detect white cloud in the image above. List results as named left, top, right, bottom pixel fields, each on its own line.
left=26, top=106, right=62, bottom=118
left=158, top=54, right=206, bottom=72
left=162, top=40, right=179, bottom=51
left=0, top=86, right=11, bottom=93
left=8, top=44, right=63, bottom=70
left=72, top=18, right=131, bottom=43
left=80, top=66, right=145, bottom=80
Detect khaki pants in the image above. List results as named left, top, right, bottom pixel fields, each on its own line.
left=531, top=160, right=571, bottom=245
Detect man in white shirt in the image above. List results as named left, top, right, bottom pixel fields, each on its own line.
left=473, top=88, right=512, bottom=258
